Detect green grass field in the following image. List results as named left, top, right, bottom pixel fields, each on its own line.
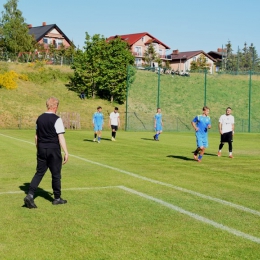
left=1, top=130, right=260, bottom=259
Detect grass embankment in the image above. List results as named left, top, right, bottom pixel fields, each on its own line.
left=1, top=62, right=260, bottom=131
left=128, top=70, right=260, bottom=132
left=0, top=62, right=123, bottom=129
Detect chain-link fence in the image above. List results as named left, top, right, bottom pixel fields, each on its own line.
left=0, top=51, right=73, bottom=65
left=125, top=67, right=260, bottom=132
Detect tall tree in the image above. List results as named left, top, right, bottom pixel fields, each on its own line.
left=70, top=33, right=135, bottom=103
left=144, top=44, right=161, bottom=67
left=225, top=41, right=236, bottom=71
left=98, top=37, right=135, bottom=103
left=71, top=33, right=108, bottom=99
left=248, top=43, right=260, bottom=71
left=0, top=0, right=34, bottom=56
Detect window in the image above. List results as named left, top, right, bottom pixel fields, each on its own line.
left=135, top=46, right=142, bottom=56
left=135, top=58, right=142, bottom=66
left=142, top=36, right=145, bottom=42
left=43, top=38, right=49, bottom=44
left=56, top=39, right=63, bottom=48
left=193, top=57, right=196, bottom=61
left=152, top=43, right=158, bottom=52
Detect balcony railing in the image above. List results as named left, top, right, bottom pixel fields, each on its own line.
left=132, top=52, right=143, bottom=57
left=132, top=52, right=172, bottom=60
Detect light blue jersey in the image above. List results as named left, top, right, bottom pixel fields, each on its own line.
left=154, top=113, right=162, bottom=131
left=192, top=115, right=211, bottom=147
left=93, top=112, right=104, bottom=131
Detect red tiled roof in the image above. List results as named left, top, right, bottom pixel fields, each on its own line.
left=171, top=50, right=216, bottom=62
left=107, top=32, right=170, bottom=49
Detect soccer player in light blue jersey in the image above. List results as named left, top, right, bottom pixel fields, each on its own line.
left=191, top=106, right=211, bottom=162
left=153, top=108, right=163, bottom=141
left=92, top=106, right=104, bottom=143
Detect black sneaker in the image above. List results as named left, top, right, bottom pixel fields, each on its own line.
left=24, top=195, right=37, bottom=209
left=52, top=198, right=67, bottom=205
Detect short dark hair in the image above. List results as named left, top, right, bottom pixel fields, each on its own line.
left=114, top=107, right=118, bottom=110
left=203, top=106, right=210, bottom=111
left=97, top=106, right=102, bottom=109
left=226, top=107, right=232, bottom=110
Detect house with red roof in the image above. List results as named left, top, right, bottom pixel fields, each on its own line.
left=107, top=32, right=171, bottom=67
left=169, top=50, right=216, bottom=74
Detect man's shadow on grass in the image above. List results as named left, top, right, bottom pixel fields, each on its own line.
left=19, top=183, right=53, bottom=207
left=83, top=138, right=111, bottom=142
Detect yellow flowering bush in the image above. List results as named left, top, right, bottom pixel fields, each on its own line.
left=0, top=70, right=28, bottom=89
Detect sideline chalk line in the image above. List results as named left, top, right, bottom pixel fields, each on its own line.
left=1, top=133, right=260, bottom=217
left=1, top=184, right=259, bottom=244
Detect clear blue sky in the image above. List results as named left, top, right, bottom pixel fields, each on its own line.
left=3, top=0, right=260, bottom=53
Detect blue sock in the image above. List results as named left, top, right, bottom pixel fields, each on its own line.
left=98, top=137, right=101, bottom=141
left=198, top=155, right=202, bottom=160
left=155, top=134, right=158, bottom=139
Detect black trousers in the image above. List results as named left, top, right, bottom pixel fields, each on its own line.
left=29, top=147, right=62, bottom=199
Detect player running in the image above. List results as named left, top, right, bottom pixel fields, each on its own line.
left=191, top=106, right=211, bottom=162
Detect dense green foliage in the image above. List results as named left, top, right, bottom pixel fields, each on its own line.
left=0, top=0, right=76, bottom=63
left=0, top=130, right=260, bottom=259
left=0, top=0, right=35, bottom=56
left=70, top=33, right=135, bottom=103
left=224, top=41, right=260, bottom=72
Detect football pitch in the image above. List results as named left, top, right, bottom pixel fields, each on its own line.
left=0, top=130, right=259, bottom=259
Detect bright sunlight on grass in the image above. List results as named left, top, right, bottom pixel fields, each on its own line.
left=0, top=130, right=259, bottom=259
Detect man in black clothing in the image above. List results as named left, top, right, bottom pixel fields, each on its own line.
left=24, top=97, right=69, bottom=208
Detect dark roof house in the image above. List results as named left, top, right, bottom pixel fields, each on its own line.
left=208, top=48, right=227, bottom=61
left=28, top=22, right=73, bottom=49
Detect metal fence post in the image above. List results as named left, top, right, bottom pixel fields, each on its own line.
left=248, top=70, right=252, bottom=133
left=204, top=69, right=207, bottom=106
left=125, top=65, right=130, bottom=131
left=157, top=67, right=161, bottom=108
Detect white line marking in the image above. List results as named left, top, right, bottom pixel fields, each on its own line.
left=1, top=182, right=260, bottom=244
left=0, top=191, right=24, bottom=195
left=0, top=133, right=35, bottom=145
left=0, top=186, right=120, bottom=195
left=118, top=186, right=260, bottom=244
left=70, top=154, right=260, bottom=217
left=1, top=133, right=260, bottom=216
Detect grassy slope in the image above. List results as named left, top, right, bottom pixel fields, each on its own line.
left=0, top=62, right=124, bottom=129
left=128, top=70, right=260, bottom=132
left=1, top=63, right=260, bottom=132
